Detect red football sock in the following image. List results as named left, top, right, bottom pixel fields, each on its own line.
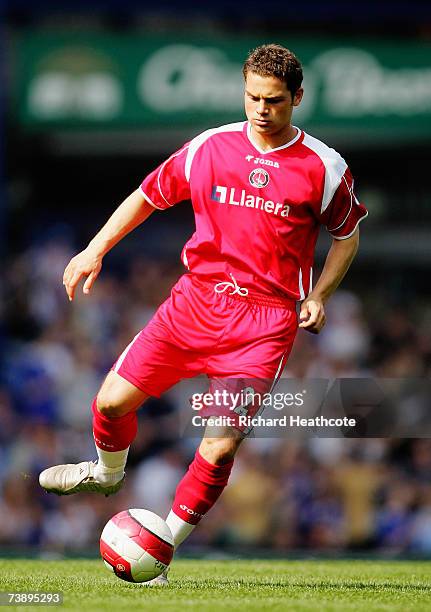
left=92, top=398, right=137, bottom=452
left=171, top=450, right=234, bottom=525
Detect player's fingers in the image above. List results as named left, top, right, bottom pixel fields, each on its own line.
left=83, top=269, right=99, bottom=294
left=65, top=281, right=76, bottom=302
left=299, top=303, right=311, bottom=322
left=63, top=258, right=76, bottom=281
left=299, top=304, right=317, bottom=326
left=64, top=271, right=83, bottom=301
left=304, top=311, right=326, bottom=334
left=299, top=302, right=324, bottom=329
left=315, top=311, right=325, bottom=330
left=301, top=318, right=321, bottom=333
left=63, top=273, right=73, bottom=293
left=318, top=312, right=326, bottom=331
left=299, top=319, right=315, bottom=328
left=63, top=283, right=74, bottom=302
left=62, top=270, right=72, bottom=296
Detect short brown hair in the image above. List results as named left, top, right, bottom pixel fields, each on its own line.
left=243, top=43, right=303, bottom=98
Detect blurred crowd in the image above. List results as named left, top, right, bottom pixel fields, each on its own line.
left=1, top=235, right=431, bottom=556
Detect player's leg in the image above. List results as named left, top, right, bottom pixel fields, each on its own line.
left=165, top=427, right=244, bottom=548
left=91, top=371, right=149, bottom=485
left=146, top=430, right=242, bottom=586
left=163, top=290, right=298, bottom=551
left=39, top=371, right=150, bottom=495
left=39, top=274, right=203, bottom=497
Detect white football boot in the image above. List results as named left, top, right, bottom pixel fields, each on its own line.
left=144, top=568, right=170, bottom=586
left=39, top=461, right=124, bottom=497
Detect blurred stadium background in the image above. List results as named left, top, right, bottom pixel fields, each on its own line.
left=2, top=1, right=431, bottom=557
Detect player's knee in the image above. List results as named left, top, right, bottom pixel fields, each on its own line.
left=95, top=393, right=131, bottom=418
left=200, top=435, right=242, bottom=465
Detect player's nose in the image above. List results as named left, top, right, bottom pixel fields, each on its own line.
left=257, top=101, right=268, bottom=115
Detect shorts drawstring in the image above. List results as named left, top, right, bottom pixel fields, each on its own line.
left=209, top=274, right=295, bottom=309
left=214, top=273, right=249, bottom=297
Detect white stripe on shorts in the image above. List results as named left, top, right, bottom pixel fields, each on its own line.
left=269, top=349, right=288, bottom=393
left=114, top=332, right=141, bottom=373
left=243, top=349, right=289, bottom=435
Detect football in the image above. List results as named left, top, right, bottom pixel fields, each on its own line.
left=100, top=509, right=174, bottom=583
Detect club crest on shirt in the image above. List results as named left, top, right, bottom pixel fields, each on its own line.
left=249, top=168, right=270, bottom=189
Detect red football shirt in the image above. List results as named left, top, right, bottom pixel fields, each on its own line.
left=140, top=121, right=368, bottom=300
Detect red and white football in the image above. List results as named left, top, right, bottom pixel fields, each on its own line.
left=100, top=509, right=174, bottom=583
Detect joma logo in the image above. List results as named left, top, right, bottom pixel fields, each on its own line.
left=245, top=155, right=280, bottom=168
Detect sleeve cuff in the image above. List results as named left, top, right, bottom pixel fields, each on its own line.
left=330, top=210, right=368, bottom=240
left=139, top=186, right=164, bottom=210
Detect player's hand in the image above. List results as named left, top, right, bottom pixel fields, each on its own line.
left=298, top=298, right=326, bottom=334
left=62, top=248, right=103, bottom=301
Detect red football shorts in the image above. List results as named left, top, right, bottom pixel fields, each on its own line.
left=113, top=274, right=298, bottom=419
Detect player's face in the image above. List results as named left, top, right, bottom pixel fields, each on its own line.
left=244, top=72, right=303, bottom=147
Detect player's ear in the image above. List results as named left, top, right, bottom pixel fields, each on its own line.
left=293, top=88, right=304, bottom=107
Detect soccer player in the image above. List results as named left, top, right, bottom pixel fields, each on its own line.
left=39, top=44, right=368, bottom=583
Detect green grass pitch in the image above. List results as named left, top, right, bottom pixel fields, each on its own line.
left=1, top=559, right=430, bottom=611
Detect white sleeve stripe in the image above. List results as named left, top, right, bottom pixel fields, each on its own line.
left=156, top=144, right=190, bottom=208
left=327, top=175, right=353, bottom=232
left=322, top=172, right=344, bottom=214
left=301, top=133, right=347, bottom=213
left=184, top=121, right=245, bottom=182
left=139, top=186, right=164, bottom=210
left=331, top=210, right=368, bottom=240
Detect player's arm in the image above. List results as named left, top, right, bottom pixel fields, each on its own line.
left=63, top=189, right=154, bottom=301
left=299, top=229, right=359, bottom=334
